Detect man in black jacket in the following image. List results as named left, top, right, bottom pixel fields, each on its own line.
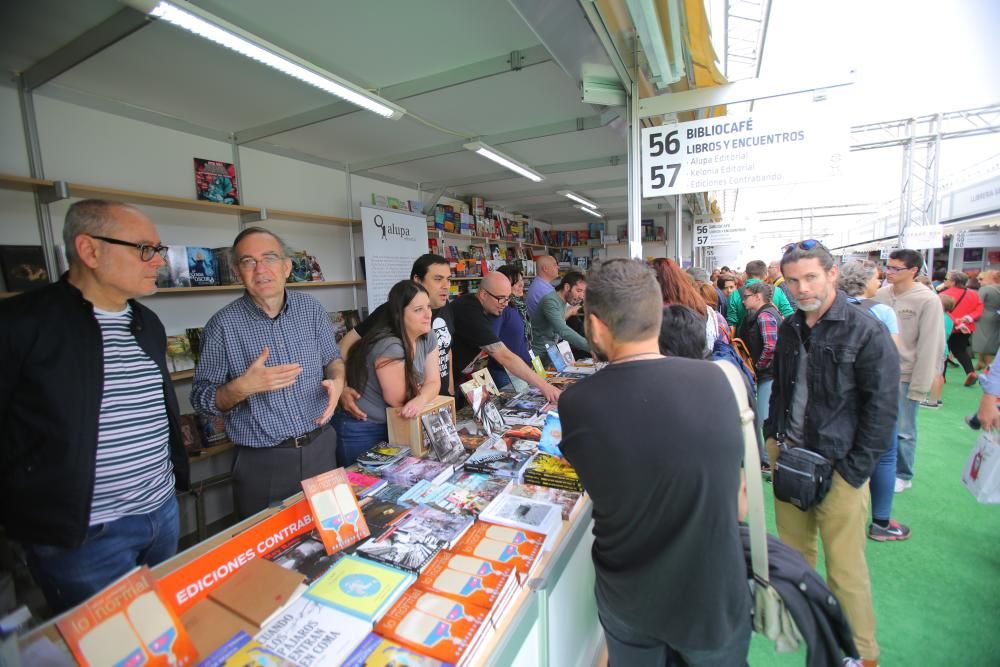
left=0, top=200, right=189, bottom=613
left=765, top=241, right=898, bottom=667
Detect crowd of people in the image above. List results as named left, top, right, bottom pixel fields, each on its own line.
left=6, top=199, right=999, bottom=667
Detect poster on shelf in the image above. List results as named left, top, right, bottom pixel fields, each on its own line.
left=361, top=205, right=429, bottom=314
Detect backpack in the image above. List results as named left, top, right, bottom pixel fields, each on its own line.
left=712, top=336, right=757, bottom=391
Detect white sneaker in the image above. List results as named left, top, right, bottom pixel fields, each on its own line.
left=894, top=478, right=912, bottom=493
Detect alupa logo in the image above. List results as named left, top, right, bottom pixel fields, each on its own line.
left=373, top=214, right=414, bottom=241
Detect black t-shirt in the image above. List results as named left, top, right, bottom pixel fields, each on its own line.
left=558, top=357, right=751, bottom=649
left=355, top=302, right=454, bottom=395
left=450, top=292, right=501, bottom=388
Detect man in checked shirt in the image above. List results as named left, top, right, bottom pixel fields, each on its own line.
left=192, top=227, right=344, bottom=518
left=739, top=281, right=782, bottom=468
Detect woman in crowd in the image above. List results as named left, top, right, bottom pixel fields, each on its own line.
left=972, top=269, right=1000, bottom=371
left=652, top=258, right=728, bottom=353
left=839, top=260, right=910, bottom=542
left=333, top=280, right=439, bottom=465
left=488, top=264, right=532, bottom=388
left=940, top=270, right=984, bottom=385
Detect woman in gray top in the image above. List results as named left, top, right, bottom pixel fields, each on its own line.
left=333, top=280, right=439, bottom=465
left=973, top=269, right=1000, bottom=369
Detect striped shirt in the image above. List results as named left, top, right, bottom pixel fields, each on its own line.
left=91, top=306, right=175, bottom=525
left=190, top=290, right=341, bottom=447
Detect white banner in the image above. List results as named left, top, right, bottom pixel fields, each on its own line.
left=640, top=110, right=847, bottom=197
left=693, top=219, right=752, bottom=247
left=901, top=224, right=943, bottom=250
left=360, top=205, right=429, bottom=313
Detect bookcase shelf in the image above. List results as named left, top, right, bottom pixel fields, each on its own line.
left=0, top=174, right=55, bottom=192
left=170, top=369, right=194, bottom=381
left=66, top=182, right=260, bottom=216
left=450, top=276, right=483, bottom=281
left=267, top=208, right=360, bottom=226
left=151, top=280, right=364, bottom=295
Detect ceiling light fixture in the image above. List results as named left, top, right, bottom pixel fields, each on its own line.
left=462, top=141, right=544, bottom=183
left=575, top=204, right=604, bottom=218
left=558, top=190, right=598, bottom=209
left=125, top=0, right=405, bottom=119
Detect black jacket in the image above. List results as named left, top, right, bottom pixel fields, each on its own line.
left=0, top=274, right=190, bottom=548
left=763, top=290, right=899, bottom=487
left=740, top=525, right=859, bottom=666
left=739, top=303, right=781, bottom=381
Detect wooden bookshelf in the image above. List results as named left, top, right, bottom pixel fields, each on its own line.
left=66, top=182, right=260, bottom=216
left=151, top=280, right=364, bottom=295
left=268, top=208, right=360, bottom=226
left=170, top=369, right=194, bottom=381
left=0, top=174, right=55, bottom=192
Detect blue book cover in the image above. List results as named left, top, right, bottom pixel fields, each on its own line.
left=186, top=246, right=217, bottom=286
left=538, top=412, right=563, bottom=455
left=546, top=344, right=567, bottom=372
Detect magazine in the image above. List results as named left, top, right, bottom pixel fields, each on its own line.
left=193, top=158, right=239, bottom=205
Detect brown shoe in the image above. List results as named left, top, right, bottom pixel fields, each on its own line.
left=965, top=371, right=979, bottom=387
left=861, top=660, right=879, bottom=667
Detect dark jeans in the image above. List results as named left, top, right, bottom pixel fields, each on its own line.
left=949, top=331, right=975, bottom=375
left=23, top=495, right=179, bottom=613
left=232, top=426, right=337, bottom=519
left=331, top=410, right=389, bottom=467
left=869, top=422, right=899, bottom=521
left=597, top=591, right=752, bottom=667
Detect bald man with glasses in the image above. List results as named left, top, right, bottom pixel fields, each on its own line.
left=451, top=271, right=561, bottom=407
left=0, top=199, right=189, bottom=612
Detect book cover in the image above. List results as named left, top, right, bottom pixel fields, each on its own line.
left=461, top=450, right=530, bottom=480
left=211, top=247, right=237, bottom=286
left=428, top=472, right=511, bottom=516
left=382, top=457, right=454, bottom=488
left=164, top=246, right=190, bottom=287
left=267, top=532, right=344, bottom=584
left=371, top=482, right=414, bottom=505
left=197, top=631, right=297, bottom=667
left=305, top=554, right=415, bottom=623
left=208, top=557, right=304, bottom=628
left=392, top=505, right=473, bottom=549
left=306, top=254, right=325, bottom=281
left=537, top=413, right=563, bottom=456
left=362, top=500, right=411, bottom=530
left=289, top=251, right=312, bottom=283
left=415, top=551, right=517, bottom=612
left=505, top=483, right=582, bottom=520
left=357, top=444, right=412, bottom=471
left=180, top=598, right=256, bottom=661
left=178, top=414, right=203, bottom=453
left=374, top=588, right=489, bottom=665
left=348, top=470, right=388, bottom=498
left=194, top=158, right=239, bottom=205
left=256, top=597, right=371, bottom=666
left=451, top=522, right=544, bottom=576
left=545, top=344, right=567, bottom=372
left=522, top=453, right=582, bottom=492
left=56, top=566, right=197, bottom=667
left=503, top=425, right=542, bottom=442
left=165, top=334, right=195, bottom=373
left=0, top=245, right=48, bottom=292
left=186, top=246, right=217, bottom=286
left=355, top=524, right=444, bottom=573
left=301, top=468, right=371, bottom=555
left=479, top=494, right=563, bottom=538
left=421, top=408, right=467, bottom=464
left=343, top=632, right=451, bottom=667
left=196, top=413, right=227, bottom=445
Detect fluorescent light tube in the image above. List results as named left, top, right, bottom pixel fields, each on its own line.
left=558, top=190, right=598, bottom=209
left=129, top=0, right=405, bottom=119
left=575, top=204, right=604, bottom=218
left=463, top=141, right=544, bottom=183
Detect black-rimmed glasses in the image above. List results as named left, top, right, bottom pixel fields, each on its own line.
left=781, top=239, right=823, bottom=255
left=91, top=235, right=168, bottom=262
left=483, top=288, right=511, bottom=304
left=237, top=254, right=284, bottom=271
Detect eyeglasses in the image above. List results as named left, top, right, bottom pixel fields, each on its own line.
left=885, top=265, right=914, bottom=274
left=91, top=235, right=168, bottom=262
left=482, top=288, right=511, bottom=305
left=781, top=239, right=823, bottom=255
left=237, top=254, right=284, bottom=271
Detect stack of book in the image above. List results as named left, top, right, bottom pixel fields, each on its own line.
left=356, top=444, right=412, bottom=474
left=522, top=453, right=585, bottom=492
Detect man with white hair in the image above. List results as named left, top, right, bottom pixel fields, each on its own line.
left=0, top=199, right=189, bottom=612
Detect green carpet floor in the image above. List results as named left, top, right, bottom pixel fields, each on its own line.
left=747, top=377, right=1000, bottom=666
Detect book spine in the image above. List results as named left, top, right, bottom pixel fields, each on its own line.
left=521, top=474, right=583, bottom=492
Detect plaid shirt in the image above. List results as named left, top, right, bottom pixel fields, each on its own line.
left=757, top=309, right=780, bottom=372
left=191, top=290, right=340, bottom=447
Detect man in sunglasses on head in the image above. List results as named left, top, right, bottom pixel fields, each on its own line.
left=192, top=227, right=344, bottom=519
left=0, top=200, right=189, bottom=613
left=450, top=271, right=561, bottom=407
left=765, top=240, right=898, bottom=667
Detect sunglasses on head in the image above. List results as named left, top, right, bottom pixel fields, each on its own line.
left=781, top=239, right=823, bottom=255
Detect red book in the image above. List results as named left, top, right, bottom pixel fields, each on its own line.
left=450, top=521, right=543, bottom=577
left=415, top=550, right=518, bottom=611
left=301, top=468, right=371, bottom=555
left=374, top=588, right=490, bottom=664
left=56, top=567, right=198, bottom=667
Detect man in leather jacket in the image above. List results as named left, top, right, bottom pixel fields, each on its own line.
left=764, top=241, right=899, bottom=667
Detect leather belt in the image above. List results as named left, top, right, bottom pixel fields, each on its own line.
left=274, top=424, right=328, bottom=449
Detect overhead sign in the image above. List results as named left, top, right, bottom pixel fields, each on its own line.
left=901, top=224, right=943, bottom=249
left=943, top=175, right=1000, bottom=221
left=693, top=219, right=752, bottom=247
left=360, top=205, right=429, bottom=313
left=640, top=111, right=847, bottom=197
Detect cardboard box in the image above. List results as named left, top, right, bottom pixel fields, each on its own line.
left=386, top=395, right=457, bottom=457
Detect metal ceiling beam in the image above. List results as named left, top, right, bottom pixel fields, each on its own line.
left=512, top=196, right=630, bottom=213
left=479, top=178, right=625, bottom=201
left=420, top=154, right=627, bottom=190
left=350, top=114, right=610, bottom=173
left=234, top=45, right=552, bottom=144
left=21, top=8, right=150, bottom=91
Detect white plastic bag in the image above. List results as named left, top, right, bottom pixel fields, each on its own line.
left=962, top=432, right=1000, bottom=504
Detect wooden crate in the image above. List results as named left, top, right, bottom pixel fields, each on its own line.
left=385, top=394, right=457, bottom=457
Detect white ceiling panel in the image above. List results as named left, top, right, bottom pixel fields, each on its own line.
left=499, top=125, right=625, bottom=166
left=263, top=112, right=452, bottom=166
left=366, top=151, right=502, bottom=185
left=190, top=0, right=540, bottom=89
left=48, top=21, right=332, bottom=132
